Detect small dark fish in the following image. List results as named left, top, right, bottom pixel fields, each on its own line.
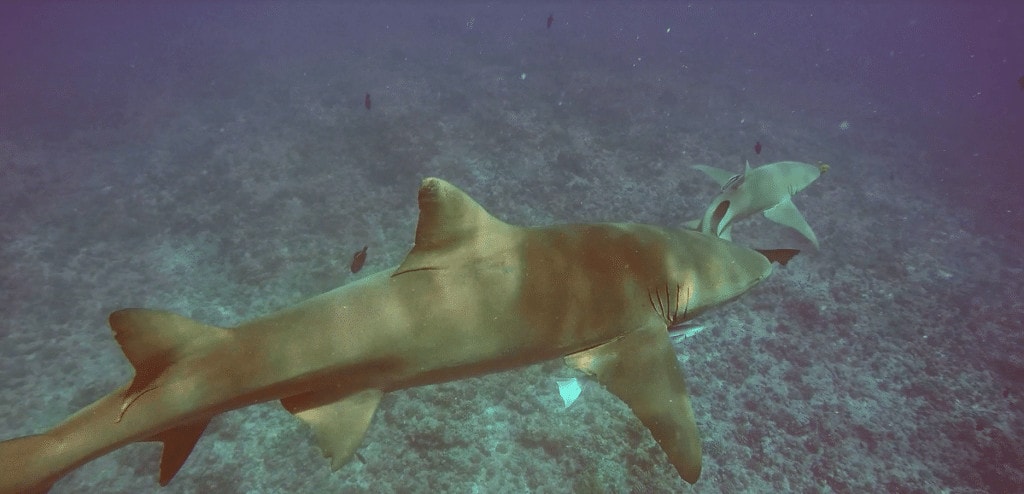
left=754, top=141, right=762, bottom=155
left=1019, top=75, right=1024, bottom=90
left=364, top=93, right=372, bottom=110
left=547, top=14, right=553, bottom=29
left=1005, top=388, right=1011, bottom=398
left=350, top=245, right=368, bottom=273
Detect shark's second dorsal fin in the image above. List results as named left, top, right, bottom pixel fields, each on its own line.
left=394, top=178, right=513, bottom=276
left=108, top=309, right=228, bottom=485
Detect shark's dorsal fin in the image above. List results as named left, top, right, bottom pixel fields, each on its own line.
left=282, top=388, right=383, bottom=470
left=565, top=324, right=702, bottom=483
left=394, top=178, right=514, bottom=276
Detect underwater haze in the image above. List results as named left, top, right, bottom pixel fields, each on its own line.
left=1, top=1, right=1022, bottom=493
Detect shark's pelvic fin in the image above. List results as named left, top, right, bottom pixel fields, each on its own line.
left=762, top=197, right=819, bottom=248
left=565, top=324, right=702, bottom=484
left=394, top=177, right=514, bottom=276
left=282, top=388, right=383, bottom=470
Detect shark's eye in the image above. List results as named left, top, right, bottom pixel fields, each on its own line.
left=710, top=200, right=730, bottom=235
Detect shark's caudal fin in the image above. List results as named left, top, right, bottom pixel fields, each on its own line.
left=565, top=323, right=703, bottom=483
left=0, top=435, right=56, bottom=494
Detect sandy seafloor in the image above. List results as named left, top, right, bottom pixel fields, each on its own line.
left=1, top=2, right=1023, bottom=493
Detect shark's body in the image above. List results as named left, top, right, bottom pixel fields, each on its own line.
left=0, top=178, right=786, bottom=493
left=688, top=161, right=826, bottom=248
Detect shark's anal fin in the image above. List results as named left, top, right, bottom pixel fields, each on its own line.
left=281, top=388, right=383, bottom=470
left=149, top=419, right=211, bottom=486
left=762, top=196, right=819, bottom=248
left=565, top=325, right=702, bottom=484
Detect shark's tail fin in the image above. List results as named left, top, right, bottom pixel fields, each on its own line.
left=0, top=434, right=58, bottom=494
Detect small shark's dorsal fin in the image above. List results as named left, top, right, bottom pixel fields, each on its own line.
left=565, top=323, right=702, bottom=484
left=281, top=388, right=383, bottom=470
left=395, top=178, right=514, bottom=276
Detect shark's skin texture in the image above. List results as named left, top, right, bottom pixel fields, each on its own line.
left=688, top=161, right=826, bottom=248
left=0, top=178, right=782, bottom=493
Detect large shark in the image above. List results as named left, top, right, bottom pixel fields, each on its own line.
left=687, top=161, right=827, bottom=248
left=0, top=178, right=795, bottom=493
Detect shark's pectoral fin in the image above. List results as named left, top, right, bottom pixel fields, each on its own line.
left=149, top=419, right=211, bottom=486
left=692, top=165, right=738, bottom=187
left=762, top=197, right=819, bottom=248
left=282, top=388, right=383, bottom=470
left=564, top=325, right=702, bottom=483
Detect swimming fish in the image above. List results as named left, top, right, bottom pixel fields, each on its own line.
left=364, top=93, right=371, bottom=110
left=350, top=246, right=368, bottom=273
left=547, top=14, right=553, bottom=29
left=0, top=178, right=791, bottom=491
left=686, top=161, right=826, bottom=248
left=754, top=141, right=762, bottom=155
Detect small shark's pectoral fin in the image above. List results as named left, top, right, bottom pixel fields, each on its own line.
left=564, top=325, right=702, bottom=483
left=149, top=418, right=211, bottom=486
left=692, top=165, right=739, bottom=187
left=282, top=388, right=383, bottom=470
left=762, top=197, right=819, bottom=248
left=755, top=248, right=801, bottom=266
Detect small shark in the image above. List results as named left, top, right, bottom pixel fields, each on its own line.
left=0, top=178, right=795, bottom=492
left=687, top=161, right=827, bottom=248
